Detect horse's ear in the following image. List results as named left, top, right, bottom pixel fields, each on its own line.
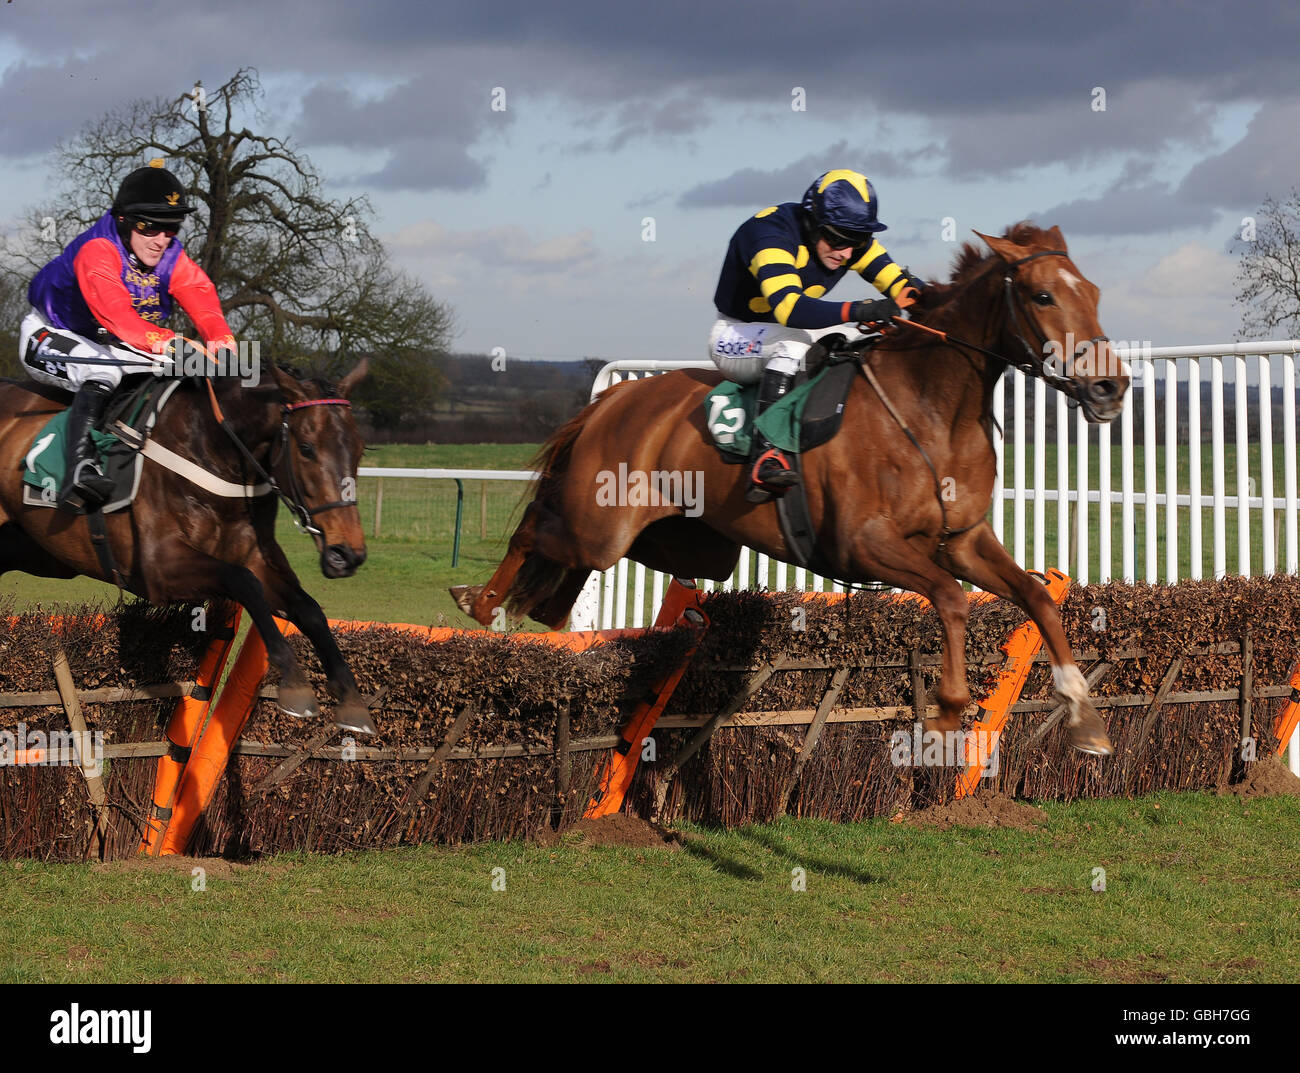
left=337, top=356, right=369, bottom=398
left=973, top=230, right=1031, bottom=264
left=270, top=363, right=309, bottom=402
left=1044, top=224, right=1068, bottom=252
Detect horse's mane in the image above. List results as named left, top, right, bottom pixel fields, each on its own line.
left=912, top=220, right=1048, bottom=313
left=274, top=361, right=340, bottom=397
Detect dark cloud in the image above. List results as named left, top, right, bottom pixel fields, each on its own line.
left=1032, top=182, right=1204, bottom=237
left=1177, top=99, right=1300, bottom=215
left=0, top=57, right=162, bottom=157
left=933, top=80, right=1218, bottom=180
left=295, top=72, right=505, bottom=191
left=676, top=141, right=932, bottom=211
left=567, top=94, right=711, bottom=154
left=2, top=0, right=1299, bottom=195
left=1032, top=98, right=1300, bottom=236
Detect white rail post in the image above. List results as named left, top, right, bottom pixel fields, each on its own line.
left=1076, top=407, right=1089, bottom=584
left=1057, top=391, right=1069, bottom=573
left=1033, top=377, right=1046, bottom=572
left=1188, top=357, right=1203, bottom=580
left=1143, top=356, right=1158, bottom=583
left=1100, top=416, right=1113, bottom=582
left=1211, top=357, right=1226, bottom=580
left=1235, top=355, right=1252, bottom=577
left=1164, top=357, right=1179, bottom=583
left=1014, top=368, right=1026, bottom=567
left=1259, top=355, right=1274, bottom=576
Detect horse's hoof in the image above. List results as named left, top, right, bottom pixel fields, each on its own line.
left=1068, top=711, right=1113, bottom=757
left=278, top=686, right=320, bottom=720
left=334, top=699, right=376, bottom=736
left=449, top=584, right=481, bottom=616
left=923, top=711, right=963, bottom=734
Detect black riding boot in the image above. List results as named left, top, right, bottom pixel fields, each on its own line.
left=744, top=367, right=801, bottom=504
left=57, top=380, right=115, bottom=514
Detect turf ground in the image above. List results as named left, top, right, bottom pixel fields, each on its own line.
left=2, top=792, right=1296, bottom=983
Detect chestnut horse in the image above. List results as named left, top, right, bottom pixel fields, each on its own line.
left=456, top=224, right=1129, bottom=756
left=0, top=359, right=377, bottom=734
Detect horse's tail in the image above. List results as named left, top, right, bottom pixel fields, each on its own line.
left=501, top=383, right=630, bottom=623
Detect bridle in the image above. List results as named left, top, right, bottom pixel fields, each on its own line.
left=204, top=380, right=355, bottom=551
left=998, top=249, right=1109, bottom=395
left=893, top=249, right=1110, bottom=400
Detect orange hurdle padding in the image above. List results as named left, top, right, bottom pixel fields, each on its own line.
left=585, top=579, right=710, bottom=818
left=140, top=606, right=241, bottom=855
left=955, top=569, right=1073, bottom=798
left=312, top=618, right=657, bottom=652
left=1272, top=659, right=1300, bottom=757
left=157, top=628, right=269, bottom=856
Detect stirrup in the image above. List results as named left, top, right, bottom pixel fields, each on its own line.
left=58, top=460, right=113, bottom=515
left=745, top=448, right=800, bottom=503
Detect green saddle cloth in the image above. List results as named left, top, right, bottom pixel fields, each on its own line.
left=21, top=411, right=119, bottom=499
left=703, top=375, right=816, bottom=457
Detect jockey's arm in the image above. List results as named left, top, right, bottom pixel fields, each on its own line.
left=73, top=239, right=177, bottom=354
left=850, top=240, right=919, bottom=301
left=167, top=253, right=237, bottom=355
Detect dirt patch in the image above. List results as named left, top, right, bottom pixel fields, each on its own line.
left=906, top=792, right=1048, bottom=831
left=91, top=856, right=251, bottom=880
left=534, top=814, right=681, bottom=849
left=1220, top=756, right=1300, bottom=798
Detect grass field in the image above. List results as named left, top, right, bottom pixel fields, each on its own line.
left=2, top=791, right=1296, bottom=983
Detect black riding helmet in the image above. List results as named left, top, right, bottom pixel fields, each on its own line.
left=112, top=158, right=194, bottom=245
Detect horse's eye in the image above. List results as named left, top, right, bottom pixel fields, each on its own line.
left=298, top=441, right=315, bottom=459
left=1033, top=291, right=1054, bottom=306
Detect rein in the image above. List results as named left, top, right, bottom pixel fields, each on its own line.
left=203, top=379, right=353, bottom=549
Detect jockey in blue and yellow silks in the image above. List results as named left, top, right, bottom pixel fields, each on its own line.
left=21, top=159, right=237, bottom=514
left=709, top=169, right=923, bottom=503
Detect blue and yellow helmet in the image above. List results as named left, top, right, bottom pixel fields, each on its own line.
left=801, top=169, right=887, bottom=245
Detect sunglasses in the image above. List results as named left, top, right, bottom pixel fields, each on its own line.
left=819, top=226, right=870, bottom=251
left=131, top=219, right=181, bottom=238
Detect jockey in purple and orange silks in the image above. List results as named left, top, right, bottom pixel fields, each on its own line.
left=21, top=158, right=237, bottom=514
left=709, top=169, right=925, bottom=503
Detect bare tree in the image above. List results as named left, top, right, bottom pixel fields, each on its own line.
left=1233, top=190, right=1300, bottom=339
left=1, top=68, right=452, bottom=420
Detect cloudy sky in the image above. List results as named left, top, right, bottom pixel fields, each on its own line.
left=1, top=0, right=1295, bottom=363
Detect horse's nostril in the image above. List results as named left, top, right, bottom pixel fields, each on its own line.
left=1091, top=379, right=1119, bottom=401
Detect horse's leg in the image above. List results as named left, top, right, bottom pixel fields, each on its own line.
left=942, top=522, right=1112, bottom=756
left=847, top=521, right=976, bottom=732
left=257, top=543, right=374, bottom=734
left=214, top=561, right=322, bottom=723
left=451, top=501, right=543, bottom=625
left=529, top=569, right=593, bottom=630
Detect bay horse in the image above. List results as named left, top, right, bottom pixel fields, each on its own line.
left=455, top=223, right=1128, bottom=755
left=0, top=357, right=378, bottom=734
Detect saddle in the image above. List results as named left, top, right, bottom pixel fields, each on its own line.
left=703, top=336, right=871, bottom=575
left=22, top=375, right=180, bottom=513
